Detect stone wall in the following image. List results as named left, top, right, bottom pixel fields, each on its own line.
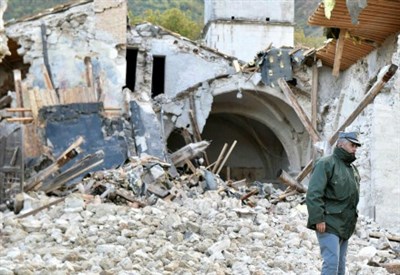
left=0, top=0, right=10, bottom=62
left=4, top=0, right=126, bottom=107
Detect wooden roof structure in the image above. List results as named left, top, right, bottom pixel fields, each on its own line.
left=308, top=0, right=400, bottom=75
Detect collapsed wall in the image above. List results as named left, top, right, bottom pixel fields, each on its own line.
left=3, top=0, right=126, bottom=108
left=1, top=0, right=398, bottom=233
left=317, top=33, right=400, bottom=232
left=0, top=0, right=10, bottom=62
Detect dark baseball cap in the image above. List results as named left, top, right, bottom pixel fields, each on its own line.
left=339, top=131, right=361, bottom=146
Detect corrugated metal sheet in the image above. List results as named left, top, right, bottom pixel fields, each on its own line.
left=308, top=0, right=400, bottom=70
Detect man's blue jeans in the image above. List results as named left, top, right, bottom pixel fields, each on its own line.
left=316, top=232, right=349, bottom=275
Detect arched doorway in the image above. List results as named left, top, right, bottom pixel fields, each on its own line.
left=165, top=75, right=310, bottom=184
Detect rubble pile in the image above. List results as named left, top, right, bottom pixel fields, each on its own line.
left=1, top=185, right=399, bottom=274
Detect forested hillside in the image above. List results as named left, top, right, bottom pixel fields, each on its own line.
left=4, top=0, right=324, bottom=46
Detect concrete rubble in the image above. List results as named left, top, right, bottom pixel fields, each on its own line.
left=0, top=186, right=398, bottom=274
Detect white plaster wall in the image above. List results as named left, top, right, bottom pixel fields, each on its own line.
left=128, top=25, right=235, bottom=99
left=205, top=23, right=294, bottom=62
left=318, top=33, right=400, bottom=231
left=204, top=0, right=294, bottom=22
left=150, top=38, right=233, bottom=98
left=370, top=95, right=400, bottom=231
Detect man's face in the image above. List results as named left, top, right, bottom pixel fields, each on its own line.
left=341, top=140, right=359, bottom=155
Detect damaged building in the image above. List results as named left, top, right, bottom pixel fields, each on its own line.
left=0, top=0, right=399, bottom=235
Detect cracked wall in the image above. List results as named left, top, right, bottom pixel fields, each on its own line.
left=4, top=0, right=126, bottom=108
left=127, top=22, right=311, bottom=183
left=317, top=33, right=400, bottom=231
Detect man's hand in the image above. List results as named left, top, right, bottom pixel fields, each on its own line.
left=316, top=222, right=326, bottom=233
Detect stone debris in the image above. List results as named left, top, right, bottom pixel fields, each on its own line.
left=1, top=182, right=399, bottom=274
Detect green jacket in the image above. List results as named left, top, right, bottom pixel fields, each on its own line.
left=306, top=147, right=360, bottom=240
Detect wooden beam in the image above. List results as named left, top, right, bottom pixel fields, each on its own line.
left=27, top=88, right=39, bottom=122
left=240, top=189, right=258, bottom=202
left=41, top=64, right=54, bottom=91
left=184, top=159, right=197, bottom=174
left=115, top=189, right=146, bottom=207
left=13, top=69, right=24, bottom=117
left=332, top=29, right=346, bottom=77
left=6, top=117, right=34, bottom=123
left=311, top=63, right=319, bottom=129
left=295, top=63, right=398, bottom=183
left=216, top=140, right=237, bottom=175
left=277, top=169, right=307, bottom=193
left=278, top=78, right=321, bottom=143
left=16, top=197, right=66, bottom=219
left=24, top=136, right=84, bottom=191
left=380, top=263, right=400, bottom=275
left=212, top=143, right=228, bottom=173
left=41, top=150, right=104, bottom=193
left=328, top=64, right=398, bottom=144
left=6, top=108, right=32, bottom=112
left=369, top=231, right=400, bottom=243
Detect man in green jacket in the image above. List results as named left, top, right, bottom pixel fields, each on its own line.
left=306, top=131, right=361, bottom=275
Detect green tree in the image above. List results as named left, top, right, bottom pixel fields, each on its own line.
left=294, top=28, right=326, bottom=49
left=130, top=8, right=202, bottom=40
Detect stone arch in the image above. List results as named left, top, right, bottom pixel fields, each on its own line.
left=165, top=73, right=310, bottom=182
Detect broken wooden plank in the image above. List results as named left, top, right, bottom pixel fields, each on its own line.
left=184, top=159, right=197, bottom=174
left=311, top=63, right=319, bottom=129
left=271, top=189, right=298, bottom=204
left=28, top=88, right=39, bottom=122
left=115, top=189, right=146, bottom=207
left=328, top=63, right=398, bottom=144
left=332, top=29, right=346, bottom=77
left=216, top=140, right=237, bottom=175
left=16, top=197, right=66, bottom=219
left=49, top=89, right=60, bottom=105
left=42, top=64, right=54, bottom=91
left=41, top=150, right=104, bottom=193
left=13, top=69, right=24, bottom=117
left=380, top=262, right=400, bottom=275
left=6, top=108, right=32, bottom=113
left=277, top=169, right=307, bottom=193
left=278, top=78, right=320, bottom=143
left=369, top=231, right=400, bottom=243
left=240, top=189, right=259, bottom=202
left=295, top=63, right=398, bottom=183
left=6, top=117, right=34, bottom=123
left=212, top=143, right=228, bottom=173
left=24, top=136, right=84, bottom=191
